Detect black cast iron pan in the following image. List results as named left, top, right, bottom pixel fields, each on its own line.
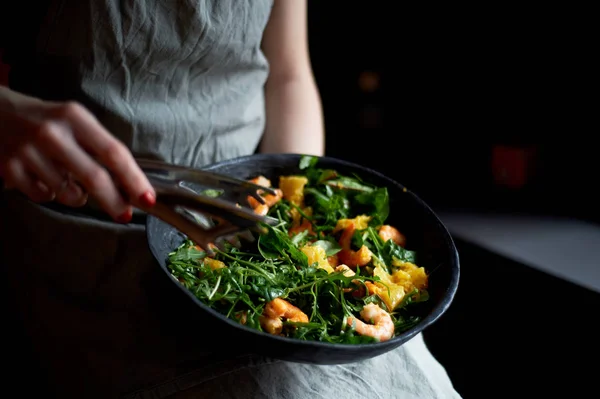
left=146, top=153, right=460, bottom=364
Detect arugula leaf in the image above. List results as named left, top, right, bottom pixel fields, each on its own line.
left=249, top=282, right=285, bottom=302
left=299, top=155, right=318, bottom=170
left=354, top=187, right=389, bottom=225
left=290, top=229, right=310, bottom=246
left=383, top=240, right=417, bottom=264
left=326, top=177, right=374, bottom=192
left=168, top=245, right=207, bottom=262
left=269, top=200, right=293, bottom=225
left=258, top=225, right=308, bottom=268
left=316, top=169, right=338, bottom=184
left=304, top=187, right=350, bottom=227
left=394, top=315, right=421, bottom=333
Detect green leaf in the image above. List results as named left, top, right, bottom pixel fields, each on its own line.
left=201, top=189, right=224, bottom=198
left=383, top=240, right=417, bottom=264
left=354, top=187, right=389, bottom=225
left=312, top=240, right=342, bottom=256
left=316, top=169, right=338, bottom=183
left=291, top=229, right=310, bottom=246
left=258, top=225, right=308, bottom=268
left=299, top=155, right=318, bottom=170
left=250, top=282, right=285, bottom=302
left=168, top=247, right=207, bottom=262
left=304, top=187, right=350, bottom=226
left=326, top=177, right=374, bottom=192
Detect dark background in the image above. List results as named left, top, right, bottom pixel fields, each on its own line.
left=306, top=2, right=598, bottom=398
left=307, top=2, right=597, bottom=224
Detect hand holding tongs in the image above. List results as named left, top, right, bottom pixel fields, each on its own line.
left=135, top=159, right=279, bottom=255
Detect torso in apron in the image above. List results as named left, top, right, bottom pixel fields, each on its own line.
left=8, top=0, right=271, bottom=167
left=1, top=1, right=274, bottom=397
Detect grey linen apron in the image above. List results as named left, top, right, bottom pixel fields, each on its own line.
left=0, top=1, right=462, bottom=398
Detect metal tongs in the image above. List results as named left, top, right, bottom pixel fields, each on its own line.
left=136, top=159, right=279, bottom=255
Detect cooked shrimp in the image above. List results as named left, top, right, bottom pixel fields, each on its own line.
left=253, top=203, right=269, bottom=216
left=288, top=218, right=315, bottom=237
left=338, top=222, right=372, bottom=267
left=346, top=303, right=394, bottom=342
left=247, top=175, right=283, bottom=209
left=260, top=297, right=309, bottom=335
left=249, top=175, right=272, bottom=188
left=248, top=188, right=283, bottom=209
left=378, top=225, right=406, bottom=247
left=327, top=254, right=339, bottom=268
left=261, top=316, right=283, bottom=335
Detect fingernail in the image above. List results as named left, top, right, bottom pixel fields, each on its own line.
left=116, top=208, right=133, bottom=224
left=139, top=191, right=156, bottom=207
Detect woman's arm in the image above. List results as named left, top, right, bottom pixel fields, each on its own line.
left=260, top=0, right=325, bottom=156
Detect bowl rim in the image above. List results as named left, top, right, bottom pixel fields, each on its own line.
left=146, top=153, right=460, bottom=350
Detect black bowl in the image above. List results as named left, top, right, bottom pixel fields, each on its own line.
left=146, top=154, right=460, bottom=364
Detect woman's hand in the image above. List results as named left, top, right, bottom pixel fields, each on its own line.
left=0, top=86, right=155, bottom=222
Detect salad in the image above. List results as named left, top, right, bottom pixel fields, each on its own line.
left=166, top=156, right=429, bottom=344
